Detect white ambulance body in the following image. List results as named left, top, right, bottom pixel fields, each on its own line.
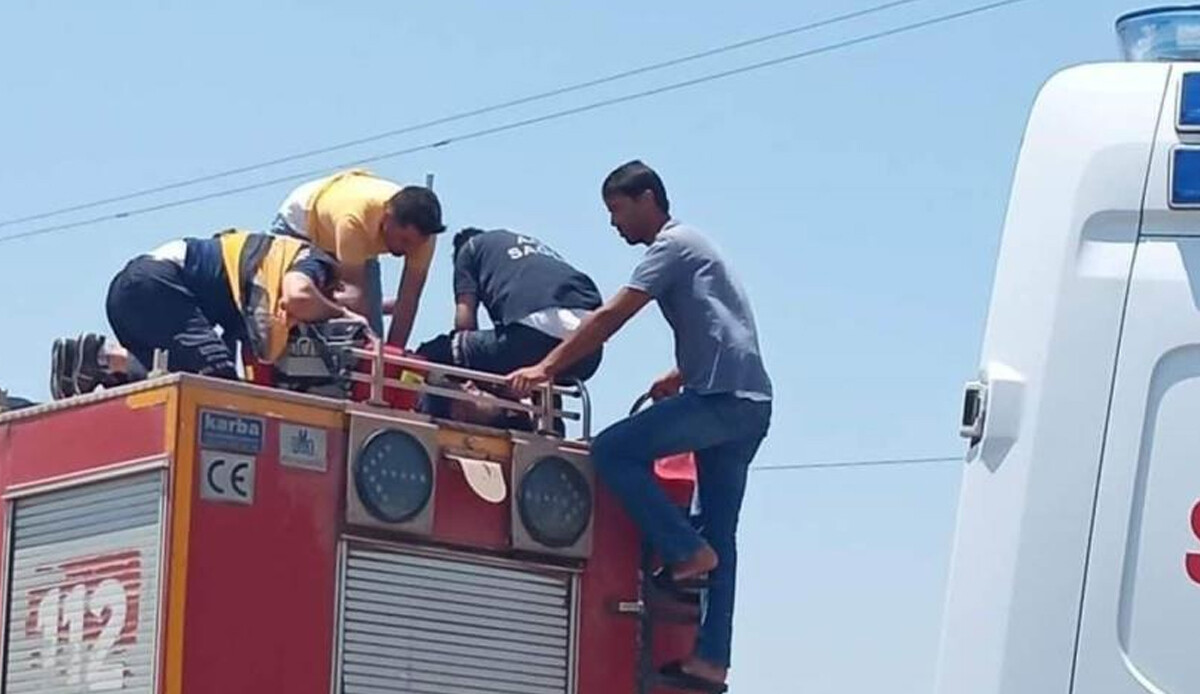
left=935, top=9, right=1200, bottom=694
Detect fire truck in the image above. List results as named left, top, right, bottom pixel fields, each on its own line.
left=0, top=325, right=698, bottom=693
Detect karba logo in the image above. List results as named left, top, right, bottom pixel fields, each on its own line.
left=204, top=412, right=262, bottom=438
left=23, top=549, right=143, bottom=691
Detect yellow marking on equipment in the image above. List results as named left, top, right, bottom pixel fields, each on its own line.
left=124, top=387, right=170, bottom=411
left=163, top=385, right=195, bottom=694
left=190, top=384, right=344, bottom=428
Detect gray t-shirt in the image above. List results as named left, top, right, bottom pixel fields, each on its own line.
left=628, top=220, right=772, bottom=400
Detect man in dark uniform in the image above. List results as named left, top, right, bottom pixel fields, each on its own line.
left=415, top=227, right=604, bottom=381
left=50, top=229, right=361, bottom=398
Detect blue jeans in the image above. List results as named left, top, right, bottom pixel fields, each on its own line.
left=269, top=214, right=385, bottom=335
left=590, top=390, right=771, bottom=667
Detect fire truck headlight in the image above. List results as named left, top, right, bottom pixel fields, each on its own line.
left=517, top=456, right=592, bottom=548
left=353, top=429, right=434, bottom=524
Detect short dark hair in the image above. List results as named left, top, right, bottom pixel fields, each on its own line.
left=602, top=160, right=669, bottom=214
left=453, top=227, right=486, bottom=261
left=388, top=186, right=445, bottom=236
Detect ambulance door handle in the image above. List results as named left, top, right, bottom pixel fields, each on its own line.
left=960, top=361, right=1025, bottom=466
left=960, top=381, right=987, bottom=442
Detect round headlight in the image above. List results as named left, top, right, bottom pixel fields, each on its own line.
left=354, top=429, right=433, bottom=523
left=518, top=456, right=592, bottom=548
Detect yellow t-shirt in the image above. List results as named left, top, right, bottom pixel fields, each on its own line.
left=302, top=171, right=435, bottom=271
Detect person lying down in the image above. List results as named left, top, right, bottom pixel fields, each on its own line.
left=420, top=375, right=535, bottom=431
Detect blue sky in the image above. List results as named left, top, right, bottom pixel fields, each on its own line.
left=0, top=1, right=1149, bottom=691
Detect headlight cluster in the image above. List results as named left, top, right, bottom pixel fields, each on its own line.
left=353, top=429, right=434, bottom=524
left=517, top=455, right=593, bottom=549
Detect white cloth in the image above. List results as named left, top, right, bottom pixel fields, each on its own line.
left=275, top=178, right=325, bottom=238
left=517, top=307, right=590, bottom=339
left=147, top=239, right=187, bottom=266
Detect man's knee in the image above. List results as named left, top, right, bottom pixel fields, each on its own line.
left=415, top=333, right=454, bottom=365
left=590, top=424, right=633, bottom=482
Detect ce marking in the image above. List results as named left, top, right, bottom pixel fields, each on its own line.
left=200, top=450, right=255, bottom=505
left=208, top=459, right=250, bottom=496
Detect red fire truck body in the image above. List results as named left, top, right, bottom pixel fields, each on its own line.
left=0, top=372, right=694, bottom=693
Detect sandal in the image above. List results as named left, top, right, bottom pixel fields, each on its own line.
left=73, top=333, right=107, bottom=394
left=50, top=338, right=77, bottom=400
left=657, top=661, right=728, bottom=694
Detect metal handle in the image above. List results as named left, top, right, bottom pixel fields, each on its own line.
left=149, top=349, right=170, bottom=378
left=559, top=377, right=593, bottom=440
left=348, top=345, right=593, bottom=438
left=959, top=381, right=986, bottom=441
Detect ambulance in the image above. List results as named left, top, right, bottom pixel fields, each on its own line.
left=937, top=7, right=1200, bottom=693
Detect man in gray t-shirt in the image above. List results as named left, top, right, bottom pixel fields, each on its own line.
left=628, top=220, right=772, bottom=401
left=509, top=160, right=771, bottom=693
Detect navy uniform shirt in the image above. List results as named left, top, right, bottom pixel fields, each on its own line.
left=149, top=236, right=336, bottom=342
left=454, top=229, right=601, bottom=329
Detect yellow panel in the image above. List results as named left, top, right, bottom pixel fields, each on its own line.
left=163, top=379, right=343, bottom=693
left=164, top=386, right=196, bottom=694
left=124, top=388, right=171, bottom=411
left=163, top=387, right=179, bottom=459
left=186, top=381, right=344, bottom=429
left=158, top=377, right=548, bottom=689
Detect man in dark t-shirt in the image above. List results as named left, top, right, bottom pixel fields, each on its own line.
left=414, top=227, right=604, bottom=381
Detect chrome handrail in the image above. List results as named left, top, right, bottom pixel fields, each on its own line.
left=563, top=377, right=593, bottom=440
left=346, top=346, right=593, bottom=438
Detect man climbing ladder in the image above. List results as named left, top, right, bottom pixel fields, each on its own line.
left=509, top=160, right=773, bottom=693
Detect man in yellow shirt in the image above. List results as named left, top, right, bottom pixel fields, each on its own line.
left=270, top=169, right=445, bottom=346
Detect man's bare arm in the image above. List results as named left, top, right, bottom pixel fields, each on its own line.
left=455, top=294, right=478, bottom=332
left=280, top=272, right=364, bottom=325
left=386, top=261, right=430, bottom=347
left=334, top=262, right=371, bottom=316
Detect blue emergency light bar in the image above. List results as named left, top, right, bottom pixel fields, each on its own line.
left=1170, top=147, right=1200, bottom=207
left=1180, top=72, right=1200, bottom=128
left=1117, top=6, right=1200, bottom=61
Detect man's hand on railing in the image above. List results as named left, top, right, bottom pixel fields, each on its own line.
left=507, top=363, right=551, bottom=397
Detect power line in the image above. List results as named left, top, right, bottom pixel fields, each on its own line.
left=0, top=0, right=1033, bottom=246
left=752, top=455, right=961, bottom=472
left=0, top=0, right=933, bottom=230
